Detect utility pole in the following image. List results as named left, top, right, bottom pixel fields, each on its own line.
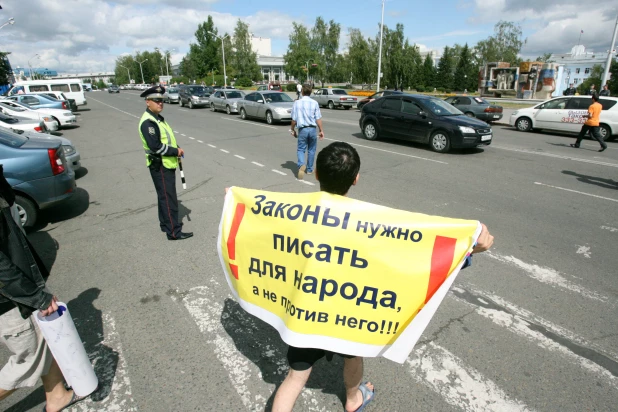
left=209, top=32, right=229, bottom=87
left=376, top=0, right=385, bottom=92
left=601, top=15, right=618, bottom=88
left=137, top=59, right=148, bottom=84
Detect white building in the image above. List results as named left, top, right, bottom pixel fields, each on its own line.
left=250, top=35, right=292, bottom=83
left=550, top=45, right=616, bottom=94
left=420, top=49, right=441, bottom=67
left=251, top=36, right=272, bottom=57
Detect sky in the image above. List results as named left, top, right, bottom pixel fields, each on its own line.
left=1, top=0, right=617, bottom=75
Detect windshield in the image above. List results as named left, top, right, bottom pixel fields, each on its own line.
left=225, top=91, right=243, bottom=99
left=168, top=88, right=178, bottom=93
left=332, top=89, right=347, bottom=95
left=189, top=86, right=206, bottom=95
left=424, top=98, right=463, bottom=116
left=262, top=93, right=293, bottom=103
left=0, top=112, right=18, bottom=123
left=0, top=103, right=25, bottom=112
left=0, top=128, right=27, bottom=147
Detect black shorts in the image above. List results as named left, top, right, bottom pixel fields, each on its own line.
left=287, top=346, right=356, bottom=371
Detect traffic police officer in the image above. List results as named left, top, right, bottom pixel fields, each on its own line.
left=138, top=85, right=193, bottom=240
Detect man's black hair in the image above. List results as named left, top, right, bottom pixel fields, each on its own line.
left=316, top=142, right=360, bottom=196
left=592, top=92, right=599, bottom=102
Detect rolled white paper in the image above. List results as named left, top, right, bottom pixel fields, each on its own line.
left=35, top=302, right=98, bottom=396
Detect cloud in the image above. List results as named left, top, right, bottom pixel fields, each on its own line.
left=0, top=1, right=298, bottom=73
left=413, top=30, right=483, bottom=43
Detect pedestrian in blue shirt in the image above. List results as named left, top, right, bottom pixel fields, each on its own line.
left=290, top=84, right=324, bottom=180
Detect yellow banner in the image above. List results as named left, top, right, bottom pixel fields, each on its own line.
left=218, top=187, right=481, bottom=363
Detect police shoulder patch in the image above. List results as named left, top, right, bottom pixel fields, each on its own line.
left=148, top=126, right=155, bottom=135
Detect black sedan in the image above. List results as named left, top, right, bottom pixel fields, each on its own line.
left=359, top=94, right=492, bottom=153
left=444, top=95, right=503, bottom=122
left=357, top=90, right=402, bottom=109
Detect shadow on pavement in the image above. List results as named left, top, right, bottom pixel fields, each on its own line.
left=562, top=170, right=618, bottom=190
left=221, top=298, right=346, bottom=411
left=75, top=167, right=89, bottom=180
left=77, top=108, right=91, bottom=112
left=28, top=231, right=58, bottom=273
left=28, top=188, right=90, bottom=233
left=60, top=124, right=81, bottom=130
left=350, top=132, right=485, bottom=155
left=280, top=161, right=297, bottom=175
left=179, top=200, right=192, bottom=223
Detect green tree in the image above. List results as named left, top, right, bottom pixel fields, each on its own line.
left=453, top=43, right=476, bottom=92
left=231, top=19, right=261, bottom=81
left=423, top=54, right=436, bottom=89
left=607, top=60, right=618, bottom=96
left=401, top=41, right=422, bottom=89
left=474, top=21, right=524, bottom=66
left=310, top=17, right=341, bottom=86
left=436, top=46, right=454, bottom=90
left=577, top=64, right=604, bottom=94
left=115, top=54, right=137, bottom=85
left=535, top=52, right=554, bottom=63
left=179, top=55, right=198, bottom=80
left=284, top=22, right=317, bottom=83
left=347, top=28, right=375, bottom=85
left=0, top=52, right=13, bottom=85
left=382, top=24, right=406, bottom=89
left=187, top=16, right=221, bottom=78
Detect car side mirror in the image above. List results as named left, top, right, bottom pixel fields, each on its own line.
left=419, top=111, right=427, bottom=118
left=257, top=99, right=264, bottom=103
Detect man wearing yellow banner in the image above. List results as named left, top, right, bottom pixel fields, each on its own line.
left=218, top=142, right=493, bottom=412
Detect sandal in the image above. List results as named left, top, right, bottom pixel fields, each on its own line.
left=42, top=390, right=89, bottom=412
left=349, top=382, right=375, bottom=412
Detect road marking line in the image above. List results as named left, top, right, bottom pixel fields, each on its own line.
left=86, top=97, right=140, bottom=119
left=576, top=245, right=591, bottom=258
left=174, top=130, right=179, bottom=133
left=252, top=162, right=264, bottom=167
left=493, top=146, right=618, bottom=168
left=272, top=169, right=287, bottom=175
left=324, top=138, right=448, bottom=164
left=72, top=313, right=138, bottom=411
left=220, top=117, right=278, bottom=129
left=485, top=251, right=608, bottom=302
left=197, top=140, right=204, bottom=143
left=176, top=285, right=326, bottom=411
left=189, top=137, right=195, bottom=140
left=299, top=180, right=315, bottom=186
left=234, top=155, right=245, bottom=159
left=208, top=144, right=217, bottom=148
left=601, top=225, right=618, bottom=232
left=452, top=285, right=618, bottom=389
left=180, top=133, right=186, bottom=136
left=407, top=342, right=531, bottom=411
left=534, top=182, right=618, bottom=203
left=220, top=149, right=229, bottom=153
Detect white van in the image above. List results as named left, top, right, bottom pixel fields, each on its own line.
left=8, top=79, right=87, bottom=107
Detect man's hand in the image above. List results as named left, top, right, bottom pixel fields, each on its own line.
left=40, top=296, right=59, bottom=317
left=290, top=129, right=298, bottom=138
left=318, top=130, right=325, bottom=140
left=177, top=148, right=185, bottom=158
left=472, top=223, right=494, bottom=254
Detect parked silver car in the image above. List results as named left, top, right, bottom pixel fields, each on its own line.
left=237, top=92, right=294, bottom=124
left=164, top=87, right=180, bottom=104
left=209, top=90, right=245, bottom=114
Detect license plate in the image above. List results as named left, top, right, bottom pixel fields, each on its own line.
left=481, top=134, right=492, bottom=141
left=493, top=115, right=500, bottom=118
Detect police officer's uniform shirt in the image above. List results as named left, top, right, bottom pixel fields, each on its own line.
left=140, top=108, right=179, bottom=157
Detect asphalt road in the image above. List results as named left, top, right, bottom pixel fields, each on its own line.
left=1, top=91, right=617, bottom=412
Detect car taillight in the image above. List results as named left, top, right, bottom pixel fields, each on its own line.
left=47, top=148, right=65, bottom=175
left=62, top=102, right=67, bottom=110
left=34, top=126, right=42, bottom=132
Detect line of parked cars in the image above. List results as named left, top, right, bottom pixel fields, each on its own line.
left=1, top=79, right=86, bottom=227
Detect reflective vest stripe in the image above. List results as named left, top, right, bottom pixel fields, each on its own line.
left=139, top=112, right=178, bottom=169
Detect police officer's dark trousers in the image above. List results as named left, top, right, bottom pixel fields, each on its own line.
left=150, top=165, right=182, bottom=238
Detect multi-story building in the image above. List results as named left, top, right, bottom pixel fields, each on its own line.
left=250, top=35, right=292, bottom=83
left=550, top=45, right=615, bottom=94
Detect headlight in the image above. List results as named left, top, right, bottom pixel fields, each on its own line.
left=512, top=111, right=518, bottom=115
left=62, top=145, right=75, bottom=155
left=458, top=126, right=476, bottom=134
left=275, top=108, right=288, bottom=114
left=232, top=102, right=237, bottom=108
left=192, top=96, right=199, bottom=100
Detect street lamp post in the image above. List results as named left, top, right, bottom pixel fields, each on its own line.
left=137, top=58, right=148, bottom=84
left=376, top=0, right=385, bottom=92
left=119, top=64, right=131, bottom=84
left=0, top=17, right=15, bottom=31
left=208, top=32, right=229, bottom=87
left=601, top=14, right=618, bottom=88
left=28, top=54, right=40, bottom=80
left=210, top=67, right=217, bottom=86
left=165, top=48, right=176, bottom=79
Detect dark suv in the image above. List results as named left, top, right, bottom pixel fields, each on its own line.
left=359, top=94, right=492, bottom=153
left=179, top=85, right=210, bottom=109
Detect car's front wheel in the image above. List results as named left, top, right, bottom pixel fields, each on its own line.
left=328, top=101, right=335, bottom=110
left=188, top=101, right=194, bottom=109
left=266, top=111, right=274, bottom=125
left=211, top=103, right=216, bottom=112
left=226, top=105, right=231, bottom=115
left=180, top=99, right=185, bottom=107
left=430, top=131, right=451, bottom=153
left=240, top=108, right=247, bottom=120
left=515, top=117, right=532, bottom=132
left=14, top=195, right=37, bottom=228
left=363, top=121, right=378, bottom=141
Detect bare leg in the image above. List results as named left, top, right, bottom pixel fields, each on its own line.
left=41, top=359, right=73, bottom=412
left=344, top=357, right=374, bottom=412
left=272, top=367, right=312, bottom=412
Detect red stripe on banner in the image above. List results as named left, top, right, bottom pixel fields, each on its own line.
left=227, top=203, right=246, bottom=279
left=425, top=236, right=457, bottom=303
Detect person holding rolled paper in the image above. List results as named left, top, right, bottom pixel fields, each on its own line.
left=0, top=165, right=91, bottom=412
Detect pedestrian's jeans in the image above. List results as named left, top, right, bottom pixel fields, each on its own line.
left=297, top=127, right=318, bottom=173
left=575, top=124, right=607, bottom=149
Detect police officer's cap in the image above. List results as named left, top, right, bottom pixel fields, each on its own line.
left=140, top=85, right=166, bottom=99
